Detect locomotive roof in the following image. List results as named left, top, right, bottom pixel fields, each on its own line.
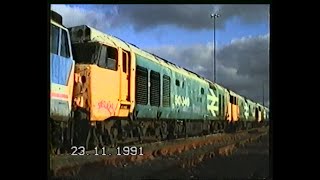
left=69, top=25, right=209, bottom=85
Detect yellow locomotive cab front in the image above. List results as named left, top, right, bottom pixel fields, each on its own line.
left=70, top=25, right=134, bottom=122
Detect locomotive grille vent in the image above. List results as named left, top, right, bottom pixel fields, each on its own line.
left=163, top=75, right=171, bottom=107
left=136, top=66, right=148, bottom=105
left=150, top=71, right=160, bottom=107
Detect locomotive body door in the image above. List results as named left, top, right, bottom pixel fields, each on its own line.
left=120, top=50, right=130, bottom=102
left=118, top=49, right=131, bottom=117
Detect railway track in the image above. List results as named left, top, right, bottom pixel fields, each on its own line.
left=50, top=126, right=269, bottom=178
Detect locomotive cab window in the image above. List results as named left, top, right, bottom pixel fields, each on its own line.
left=72, top=42, right=98, bottom=64
left=106, top=46, right=118, bottom=71
left=72, top=42, right=118, bottom=71
left=176, top=79, right=180, bottom=86
left=50, top=24, right=59, bottom=55
left=209, top=84, right=216, bottom=91
left=60, top=29, right=70, bottom=58
left=50, top=24, right=71, bottom=58
left=230, top=95, right=237, bottom=105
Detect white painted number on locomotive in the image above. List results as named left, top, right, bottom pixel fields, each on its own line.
left=174, top=95, right=190, bottom=107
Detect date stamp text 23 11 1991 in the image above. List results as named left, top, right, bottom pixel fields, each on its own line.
left=70, top=146, right=143, bottom=156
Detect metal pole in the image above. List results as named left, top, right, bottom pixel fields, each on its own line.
left=211, top=13, right=219, bottom=83
left=213, top=17, right=216, bottom=83
left=262, top=81, right=265, bottom=106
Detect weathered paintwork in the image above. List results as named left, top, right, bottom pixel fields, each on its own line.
left=70, top=25, right=136, bottom=121
left=245, top=99, right=257, bottom=121
left=69, top=25, right=269, bottom=123
left=50, top=20, right=74, bottom=121
left=50, top=54, right=73, bottom=85
left=134, top=53, right=215, bottom=120
left=73, top=56, right=136, bottom=121
left=133, top=50, right=224, bottom=121
left=73, top=64, right=120, bottom=121
left=257, top=103, right=267, bottom=122
left=208, top=82, right=226, bottom=120
left=237, top=94, right=250, bottom=121
left=227, top=90, right=240, bottom=122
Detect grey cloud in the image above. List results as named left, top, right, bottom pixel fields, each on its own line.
left=146, top=35, right=269, bottom=107
left=51, top=4, right=269, bottom=106
left=52, top=4, right=269, bottom=32
left=117, top=4, right=269, bottom=31
left=51, top=4, right=118, bottom=30
left=218, top=34, right=269, bottom=82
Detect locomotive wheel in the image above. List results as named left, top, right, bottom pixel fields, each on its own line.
left=247, top=121, right=251, bottom=130
left=155, top=126, right=161, bottom=141
left=98, top=134, right=104, bottom=147
left=93, top=127, right=99, bottom=148
left=214, top=122, right=219, bottom=133
left=73, top=119, right=90, bottom=149
left=110, top=127, right=118, bottom=147
left=245, top=121, right=248, bottom=130
left=50, top=119, right=66, bottom=155
left=216, top=122, right=221, bottom=133
left=137, top=121, right=149, bottom=143
left=225, top=121, right=232, bottom=133
left=73, top=110, right=90, bottom=149
left=241, top=122, right=246, bottom=130
left=85, top=127, right=99, bottom=150
left=167, top=120, right=178, bottom=140
left=50, top=120, right=58, bottom=154
left=223, top=121, right=228, bottom=133
left=184, top=121, right=188, bottom=138
left=137, top=125, right=143, bottom=143
left=237, top=122, right=242, bottom=131
left=161, top=121, right=168, bottom=140
left=209, top=122, right=214, bottom=134
left=102, top=120, right=118, bottom=148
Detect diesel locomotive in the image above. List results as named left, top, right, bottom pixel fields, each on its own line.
left=49, top=11, right=269, bottom=154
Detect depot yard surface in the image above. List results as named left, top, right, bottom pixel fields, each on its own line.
left=50, top=127, right=269, bottom=180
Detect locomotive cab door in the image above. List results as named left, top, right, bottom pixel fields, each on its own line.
left=119, top=50, right=131, bottom=114
left=255, top=107, right=261, bottom=122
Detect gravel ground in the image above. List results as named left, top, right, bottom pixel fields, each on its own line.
left=184, top=134, right=270, bottom=180
left=51, top=133, right=270, bottom=180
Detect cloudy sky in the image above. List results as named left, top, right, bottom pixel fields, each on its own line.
left=51, top=4, right=270, bottom=107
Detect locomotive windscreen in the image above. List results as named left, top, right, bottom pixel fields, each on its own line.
left=72, top=42, right=99, bottom=64
left=72, top=42, right=117, bottom=70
